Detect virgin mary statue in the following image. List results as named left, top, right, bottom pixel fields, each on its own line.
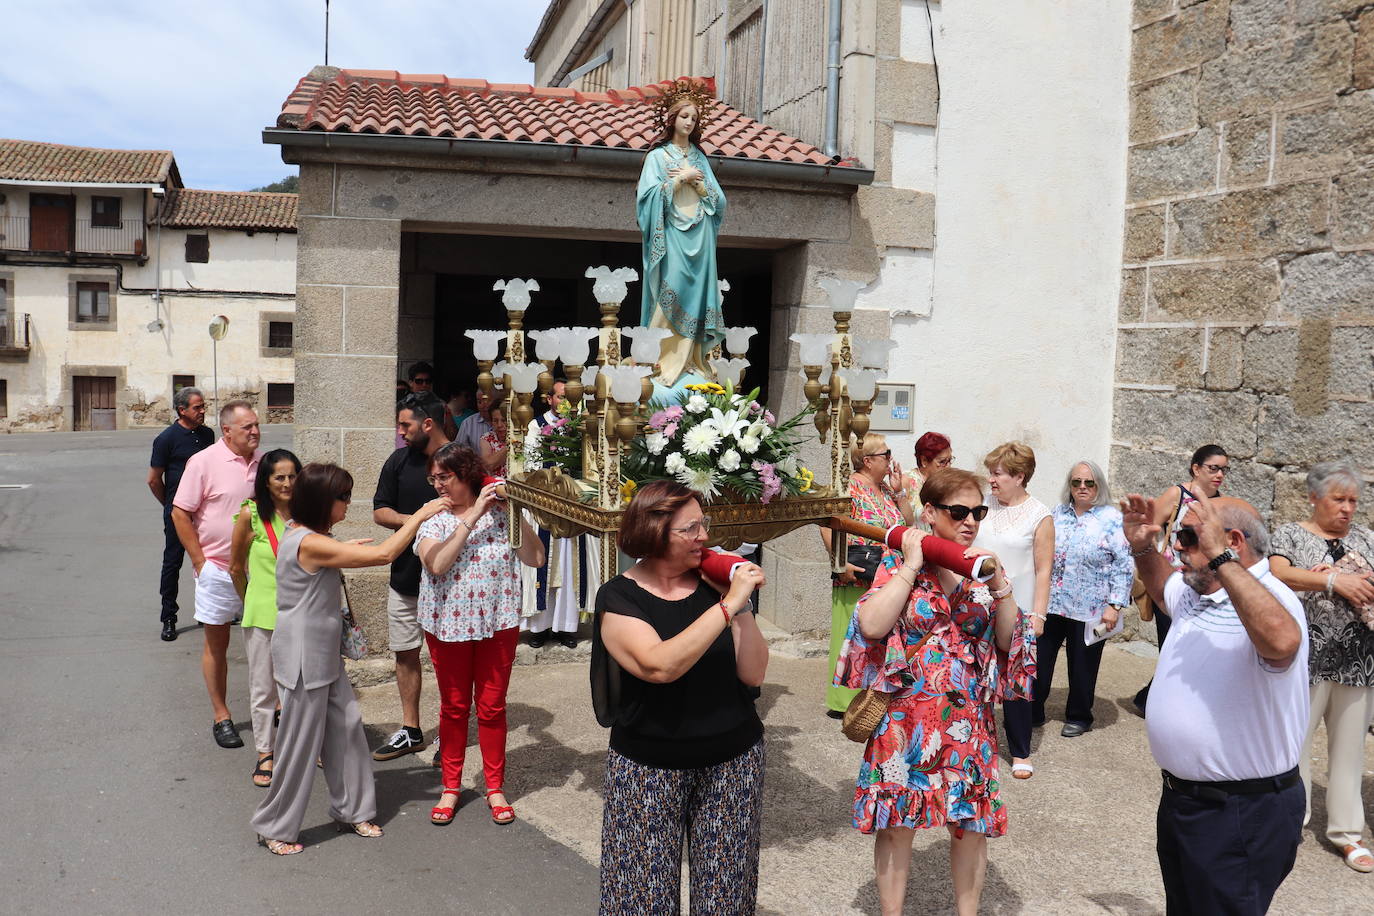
left=636, top=79, right=727, bottom=385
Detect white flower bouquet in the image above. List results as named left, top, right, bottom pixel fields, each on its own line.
left=622, top=381, right=816, bottom=504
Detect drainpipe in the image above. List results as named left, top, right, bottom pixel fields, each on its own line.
left=624, top=0, right=635, bottom=86
left=823, top=0, right=842, bottom=158
left=755, top=0, right=770, bottom=121
left=151, top=186, right=164, bottom=332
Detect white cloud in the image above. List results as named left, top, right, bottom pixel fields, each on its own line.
left=0, top=0, right=548, bottom=189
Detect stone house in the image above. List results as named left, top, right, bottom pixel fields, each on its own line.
left=0, top=139, right=298, bottom=431
left=268, top=0, right=1374, bottom=637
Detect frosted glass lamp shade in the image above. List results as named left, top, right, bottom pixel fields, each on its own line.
left=580, top=365, right=600, bottom=388
left=789, top=332, right=833, bottom=366
left=723, top=326, right=756, bottom=356
left=465, top=329, right=507, bottom=361
left=817, top=276, right=865, bottom=313
left=562, top=327, right=600, bottom=365
left=853, top=336, right=899, bottom=370
left=622, top=326, right=673, bottom=364
left=841, top=368, right=881, bottom=402
left=602, top=365, right=653, bottom=401
left=709, top=357, right=750, bottom=386
left=585, top=266, right=639, bottom=305
left=493, top=278, right=540, bottom=312
left=506, top=362, right=544, bottom=395
left=528, top=327, right=567, bottom=362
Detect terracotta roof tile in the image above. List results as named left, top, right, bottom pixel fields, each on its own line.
left=273, top=68, right=858, bottom=170
left=159, top=188, right=297, bottom=232
left=0, top=138, right=178, bottom=185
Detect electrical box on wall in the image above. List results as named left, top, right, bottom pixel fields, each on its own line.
left=868, top=382, right=915, bottom=433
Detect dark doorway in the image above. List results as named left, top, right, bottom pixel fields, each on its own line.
left=415, top=233, right=774, bottom=403
left=30, top=194, right=74, bottom=252
left=73, top=376, right=116, bottom=430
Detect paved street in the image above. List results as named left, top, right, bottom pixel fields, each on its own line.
left=2, top=428, right=1371, bottom=914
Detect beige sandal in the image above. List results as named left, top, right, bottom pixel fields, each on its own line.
left=257, top=835, right=302, bottom=856
left=335, top=820, right=383, bottom=838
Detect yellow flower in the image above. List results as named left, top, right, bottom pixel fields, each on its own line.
left=798, top=467, right=815, bottom=493
left=619, top=478, right=637, bottom=505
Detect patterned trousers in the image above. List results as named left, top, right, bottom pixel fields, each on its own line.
left=599, top=738, right=765, bottom=916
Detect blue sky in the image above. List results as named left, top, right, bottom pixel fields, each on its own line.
left=0, top=0, right=549, bottom=190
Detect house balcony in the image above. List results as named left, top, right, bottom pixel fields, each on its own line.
left=0, top=313, right=32, bottom=359
left=0, top=216, right=146, bottom=258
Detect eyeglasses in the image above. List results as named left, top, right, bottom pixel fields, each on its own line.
left=930, top=502, right=989, bottom=522
left=426, top=472, right=456, bottom=487
left=1173, top=526, right=1234, bottom=550
left=932, top=456, right=954, bottom=468
left=866, top=450, right=892, bottom=460
left=671, top=515, right=712, bottom=538
left=1071, top=479, right=1098, bottom=489
left=1200, top=463, right=1229, bottom=474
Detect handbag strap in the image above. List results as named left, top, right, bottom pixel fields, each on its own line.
left=340, top=574, right=355, bottom=624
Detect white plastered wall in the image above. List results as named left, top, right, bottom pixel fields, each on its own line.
left=875, top=0, right=1131, bottom=504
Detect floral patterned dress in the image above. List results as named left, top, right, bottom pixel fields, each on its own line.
left=835, top=554, right=1036, bottom=836
left=415, top=504, right=521, bottom=642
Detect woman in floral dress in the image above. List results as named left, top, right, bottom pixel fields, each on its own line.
left=416, top=444, right=544, bottom=826
left=837, top=467, right=1034, bottom=916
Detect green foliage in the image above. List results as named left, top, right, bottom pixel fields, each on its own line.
left=252, top=175, right=299, bottom=193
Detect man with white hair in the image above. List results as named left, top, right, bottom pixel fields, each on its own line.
left=1122, top=489, right=1308, bottom=915
left=173, top=400, right=263, bottom=749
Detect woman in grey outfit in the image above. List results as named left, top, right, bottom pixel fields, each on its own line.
left=251, top=463, right=448, bottom=855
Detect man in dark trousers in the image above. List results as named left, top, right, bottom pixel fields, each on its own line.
left=147, top=386, right=213, bottom=641
left=1123, top=489, right=1308, bottom=915
left=371, top=391, right=451, bottom=760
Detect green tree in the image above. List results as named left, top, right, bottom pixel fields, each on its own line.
left=252, top=175, right=299, bottom=193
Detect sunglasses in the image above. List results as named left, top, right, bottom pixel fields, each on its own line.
left=1173, top=526, right=1234, bottom=550
left=931, top=502, right=989, bottom=522
left=866, top=450, right=892, bottom=460
left=1071, top=479, right=1098, bottom=489
left=412, top=377, right=433, bottom=385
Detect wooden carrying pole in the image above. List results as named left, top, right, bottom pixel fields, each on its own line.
left=826, top=515, right=891, bottom=545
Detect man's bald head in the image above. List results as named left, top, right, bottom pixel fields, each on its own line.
left=1183, top=496, right=1270, bottom=563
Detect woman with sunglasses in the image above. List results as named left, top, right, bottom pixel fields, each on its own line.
left=975, top=442, right=1052, bottom=779
left=820, top=433, right=915, bottom=718
left=836, top=467, right=1033, bottom=916
left=1269, top=459, right=1374, bottom=874
left=251, top=463, right=449, bottom=855
left=593, top=480, right=769, bottom=913
left=1133, top=444, right=1230, bottom=713
left=1037, top=461, right=1133, bottom=738
left=417, top=443, right=544, bottom=827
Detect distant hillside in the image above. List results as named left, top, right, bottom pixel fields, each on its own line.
left=252, top=175, right=299, bottom=193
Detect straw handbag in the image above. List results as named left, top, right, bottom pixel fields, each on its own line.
left=841, top=628, right=935, bottom=743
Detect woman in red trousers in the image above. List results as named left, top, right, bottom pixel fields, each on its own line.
left=415, top=444, right=544, bottom=825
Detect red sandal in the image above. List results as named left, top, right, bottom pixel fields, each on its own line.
left=486, top=789, right=515, bottom=825
left=431, top=788, right=461, bottom=826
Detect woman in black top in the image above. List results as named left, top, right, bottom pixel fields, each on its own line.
left=593, top=480, right=768, bottom=915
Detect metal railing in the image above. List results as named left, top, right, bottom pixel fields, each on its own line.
left=0, top=216, right=145, bottom=256
left=0, top=313, right=31, bottom=352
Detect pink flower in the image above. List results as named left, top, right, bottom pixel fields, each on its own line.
left=663, top=405, right=684, bottom=421
left=662, top=422, right=678, bottom=438
left=763, top=410, right=776, bottom=426
left=648, top=409, right=669, bottom=430
left=752, top=460, right=782, bottom=503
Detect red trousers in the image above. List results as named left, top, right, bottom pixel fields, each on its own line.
left=424, top=627, right=518, bottom=793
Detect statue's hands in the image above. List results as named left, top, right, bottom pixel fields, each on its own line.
left=670, top=165, right=704, bottom=185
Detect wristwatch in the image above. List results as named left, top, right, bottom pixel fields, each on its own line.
left=1207, top=548, right=1238, bottom=572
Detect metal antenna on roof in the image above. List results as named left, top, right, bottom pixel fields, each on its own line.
left=324, top=0, right=330, bottom=66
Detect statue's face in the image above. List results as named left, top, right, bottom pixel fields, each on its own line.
left=674, top=104, right=698, bottom=137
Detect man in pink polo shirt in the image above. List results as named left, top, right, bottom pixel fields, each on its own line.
left=173, top=400, right=262, bottom=749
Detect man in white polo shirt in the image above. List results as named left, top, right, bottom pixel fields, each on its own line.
left=1122, top=489, right=1308, bottom=915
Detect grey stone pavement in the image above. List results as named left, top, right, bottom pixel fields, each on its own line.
left=2, top=427, right=1371, bottom=914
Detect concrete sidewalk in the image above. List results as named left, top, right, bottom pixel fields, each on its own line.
left=356, top=643, right=1373, bottom=915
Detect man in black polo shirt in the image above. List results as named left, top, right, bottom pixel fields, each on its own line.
left=147, top=386, right=214, bottom=641
left=371, top=392, right=451, bottom=760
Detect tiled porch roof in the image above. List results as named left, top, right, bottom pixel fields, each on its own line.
left=275, top=68, right=845, bottom=167
left=0, top=138, right=179, bottom=185
left=158, top=188, right=297, bottom=232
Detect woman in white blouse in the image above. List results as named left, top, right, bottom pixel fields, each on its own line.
left=417, top=443, right=544, bottom=827
left=973, top=442, right=1052, bottom=779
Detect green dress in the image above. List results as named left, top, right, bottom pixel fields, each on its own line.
left=238, top=499, right=284, bottom=631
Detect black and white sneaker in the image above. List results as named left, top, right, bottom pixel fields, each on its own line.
left=372, top=727, right=427, bottom=761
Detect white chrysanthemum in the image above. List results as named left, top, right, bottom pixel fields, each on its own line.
left=645, top=432, right=668, bottom=455
left=718, top=449, right=742, bottom=472
left=676, top=465, right=721, bottom=499
left=682, top=424, right=722, bottom=456
left=686, top=394, right=708, bottom=414
left=738, top=434, right=761, bottom=454
left=879, top=756, right=909, bottom=786
left=664, top=452, right=687, bottom=475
